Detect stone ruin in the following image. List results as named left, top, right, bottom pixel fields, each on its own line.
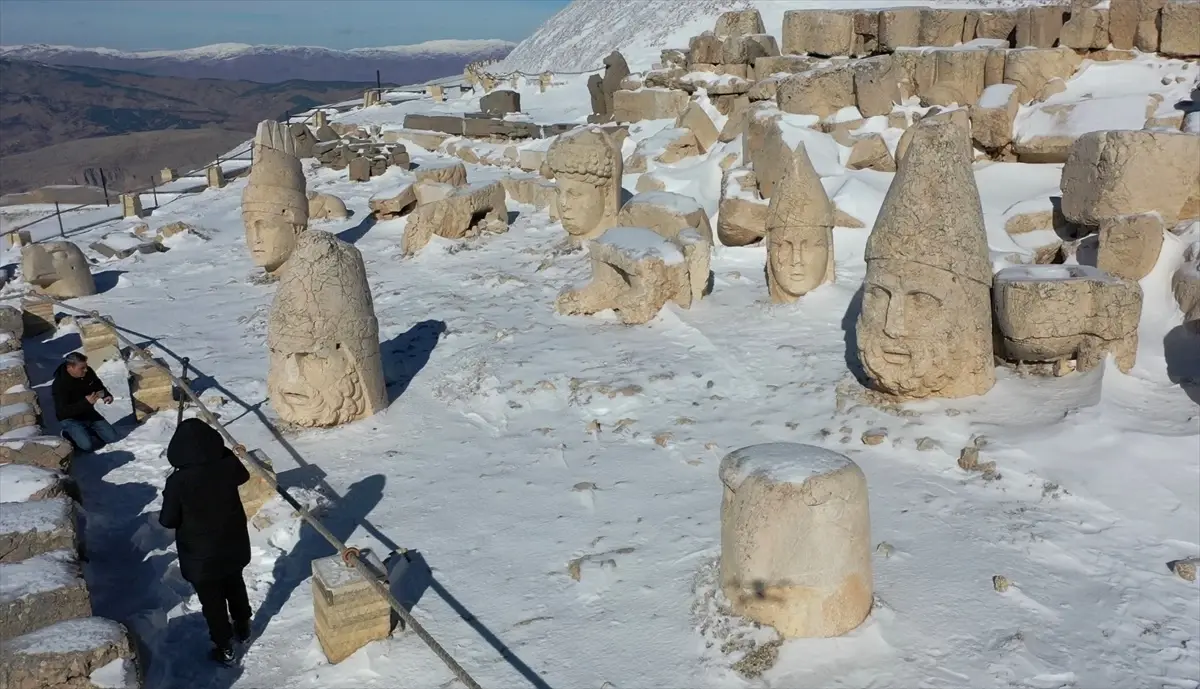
left=588, top=51, right=631, bottom=124
left=266, top=231, right=388, bottom=427
left=857, top=119, right=995, bottom=400
left=545, top=126, right=624, bottom=242
left=308, top=191, right=350, bottom=221
left=401, top=180, right=509, bottom=256
left=481, top=89, right=521, bottom=116
left=1174, top=241, right=1200, bottom=330
left=993, top=264, right=1143, bottom=374
left=719, top=443, right=873, bottom=638
left=20, top=241, right=96, bottom=299
left=243, top=120, right=308, bottom=275
left=764, top=142, right=835, bottom=303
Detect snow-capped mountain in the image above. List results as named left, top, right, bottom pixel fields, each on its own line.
left=496, top=0, right=1043, bottom=74
left=0, top=39, right=514, bottom=84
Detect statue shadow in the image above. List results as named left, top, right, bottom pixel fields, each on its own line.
left=337, top=214, right=376, bottom=245
left=840, top=284, right=870, bottom=385
left=381, top=319, right=447, bottom=402
left=1074, top=235, right=1099, bottom=267
left=94, top=269, right=126, bottom=294
left=619, top=186, right=634, bottom=206
left=1164, top=322, right=1200, bottom=406
left=507, top=210, right=521, bottom=225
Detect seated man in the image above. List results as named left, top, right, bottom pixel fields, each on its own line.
left=52, top=352, right=119, bottom=452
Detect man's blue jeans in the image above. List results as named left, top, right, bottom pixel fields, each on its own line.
left=60, top=418, right=119, bottom=452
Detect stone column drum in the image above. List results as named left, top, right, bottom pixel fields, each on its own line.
left=719, top=442, right=873, bottom=638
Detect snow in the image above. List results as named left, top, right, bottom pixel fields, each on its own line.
left=0, top=496, right=70, bottom=535
left=0, top=549, right=83, bottom=605
left=596, top=227, right=685, bottom=264
left=0, top=463, right=62, bottom=503
left=719, top=442, right=853, bottom=489
left=995, top=264, right=1116, bottom=283
left=4, top=616, right=128, bottom=655
left=979, top=83, right=1019, bottom=108
left=0, top=39, right=517, bottom=61
left=630, top=190, right=704, bottom=215
left=90, top=657, right=139, bottom=689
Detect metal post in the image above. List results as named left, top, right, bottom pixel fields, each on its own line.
left=151, top=180, right=158, bottom=208
left=376, top=69, right=381, bottom=91
left=100, top=169, right=110, bottom=207
left=176, top=357, right=190, bottom=425
left=54, top=201, right=65, bottom=237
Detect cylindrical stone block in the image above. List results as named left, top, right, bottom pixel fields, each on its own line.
left=719, top=442, right=872, bottom=638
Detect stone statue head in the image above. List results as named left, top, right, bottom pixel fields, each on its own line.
left=546, top=127, right=623, bottom=241
left=764, top=142, right=835, bottom=303
left=20, top=241, right=96, bottom=298
left=856, top=119, right=994, bottom=399
left=243, top=120, right=308, bottom=274
left=266, top=231, right=387, bottom=427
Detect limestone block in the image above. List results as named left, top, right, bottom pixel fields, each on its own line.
left=363, top=89, right=381, bottom=107
left=613, top=89, right=690, bottom=123
left=239, top=449, right=276, bottom=521
left=127, top=356, right=174, bottom=423
left=21, top=297, right=54, bottom=337
left=0, top=616, right=140, bottom=689
left=1060, top=6, right=1111, bottom=49
left=919, top=9, right=968, bottom=46
left=402, top=114, right=464, bottom=136
left=308, top=192, right=350, bottom=221
left=500, top=175, right=557, bottom=210
left=616, top=191, right=714, bottom=245
left=402, top=181, right=508, bottom=255
left=0, top=349, right=29, bottom=395
left=480, top=89, right=521, bottom=116
left=0, top=401, right=37, bottom=436
left=0, top=464, right=68, bottom=502
left=928, top=47, right=989, bottom=106
left=21, top=242, right=96, bottom=299
left=782, top=10, right=857, bottom=56
left=0, top=436, right=73, bottom=472
left=754, top=55, right=821, bottom=77
left=0, top=550, right=91, bottom=641
left=346, top=157, right=370, bottom=182
left=6, top=230, right=32, bottom=249
left=715, top=8, right=766, bottom=37
left=853, top=56, right=902, bottom=118
left=0, top=497, right=78, bottom=563
left=1109, top=0, right=1167, bottom=51
left=993, top=264, right=1142, bottom=372
left=1160, top=1, right=1200, bottom=57
left=719, top=443, right=872, bottom=638
left=1003, top=47, right=1081, bottom=103
left=0, top=306, right=21, bottom=348
left=635, top=174, right=666, bottom=193
left=413, top=160, right=468, bottom=188
left=120, top=194, right=144, bottom=219
left=971, top=83, right=1020, bottom=150
left=689, top=33, right=725, bottom=65
left=1173, top=241, right=1200, bottom=323
left=859, top=119, right=995, bottom=399
left=722, top=34, right=780, bottom=65
left=847, top=134, right=896, bottom=172
left=427, top=84, right=445, bottom=102
left=389, top=146, right=410, bottom=170
left=675, top=103, right=719, bottom=153
left=719, top=167, right=768, bottom=246
left=776, top=65, right=856, bottom=118
left=1096, top=213, right=1165, bottom=281
left=748, top=77, right=782, bottom=103
left=314, top=123, right=338, bottom=142
left=984, top=48, right=1008, bottom=87
left=1061, top=130, right=1200, bottom=228
left=627, top=128, right=701, bottom=172
left=1015, top=5, right=1069, bottom=48
left=975, top=10, right=1021, bottom=42
left=368, top=184, right=417, bottom=219
left=77, top=317, right=120, bottom=366
left=289, top=124, right=317, bottom=159
left=204, top=164, right=226, bottom=189
left=878, top=7, right=922, bottom=50
left=555, top=227, right=704, bottom=324
left=312, top=553, right=391, bottom=664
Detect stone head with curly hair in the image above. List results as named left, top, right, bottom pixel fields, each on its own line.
left=547, top=127, right=623, bottom=240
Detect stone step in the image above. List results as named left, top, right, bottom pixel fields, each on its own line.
left=0, top=497, right=79, bottom=564
left=0, top=616, right=141, bottom=689
left=0, top=549, right=92, bottom=641
left=0, top=435, right=74, bottom=471
left=0, top=464, right=69, bottom=502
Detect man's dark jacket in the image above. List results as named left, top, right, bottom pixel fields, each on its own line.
left=51, top=363, right=111, bottom=422
left=159, top=418, right=251, bottom=584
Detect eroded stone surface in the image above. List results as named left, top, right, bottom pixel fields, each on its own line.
left=20, top=243, right=96, bottom=299
left=546, top=127, right=624, bottom=241
left=242, top=120, right=308, bottom=275
left=1097, top=213, right=1165, bottom=281
left=401, top=181, right=508, bottom=255
left=765, top=143, right=835, bottom=303
left=308, top=192, right=349, bottom=221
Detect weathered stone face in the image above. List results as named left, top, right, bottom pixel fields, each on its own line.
left=764, top=143, right=835, bottom=303
left=20, top=241, right=96, bottom=298
left=243, top=121, right=308, bottom=274
left=546, top=127, right=623, bottom=241
left=267, top=231, right=387, bottom=427
left=768, top=229, right=833, bottom=300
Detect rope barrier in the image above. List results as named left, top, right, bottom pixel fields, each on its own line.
left=23, top=293, right=486, bottom=689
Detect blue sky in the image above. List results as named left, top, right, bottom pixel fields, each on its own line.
left=0, top=0, right=570, bottom=50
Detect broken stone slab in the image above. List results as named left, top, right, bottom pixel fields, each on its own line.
left=782, top=10, right=859, bottom=57
left=500, top=175, right=557, bottom=210
left=0, top=497, right=79, bottom=563
left=715, top=8, right=766, bottom=37
left=675, top=102, right=719, bottom=152
left=612, top=88, right=689, bottom=123
left=0, top=464, right=69, bottom=502
left=1003, top=47, right=1082, bottom=104
left=971, top=83, right=1020, bottom=150
left=368, top=184, right=417, bottom=219
left=754, top=55, right=821, bottom=77
left=1060, top=5, right=1111, bottom=50
left=718, top=167, right=768, bottom=246
left=0, top=616, right=140, bottom=689
left=0, top=436, right=73, bottom=472
left=846, top=134, right=896, bottom=172
left=347, top=157, right=371, bottom=182
left=401, top=114, right=465, bottom=136
left=626, top=128, right=701, bottom=172
left=0, top=401, right=38, bottom=436
left=0, top=549, right=92, bottom=641
left=852, top=55, right=902, bottom=118
left=776, top=65, right=855, bottom=118
left=127, top=356, right=174, bottom=423
left=1160, top=1, right=1200, bottom=57
left=722, top=33, right=780, bottom=66
left=89, top=234, right=166, bottom=261
left=1096, top=213, right=1165, bottom=281
left=401, top=181, right=509, bottom=256
left=616, top=190, right=714, bottom=246
left=413, top=160, right=468, bottom=187
left=0, top=350, right=29, bottom=396
left=480, top=89, right=521, bottom=116
left=1015, top=5, right=1069, bottom=48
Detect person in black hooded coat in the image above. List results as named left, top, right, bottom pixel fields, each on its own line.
left=159, top=418, right=254, bottom=661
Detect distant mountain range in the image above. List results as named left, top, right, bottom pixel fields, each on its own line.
left=0, top=39, right=514, bottom=84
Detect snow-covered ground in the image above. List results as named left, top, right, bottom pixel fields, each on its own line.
left=2, top=42, right=1199, bottom=689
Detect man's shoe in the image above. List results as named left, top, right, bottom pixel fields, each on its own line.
left=210, top=644, right=235, bottom=665
left=233, top=619, right=251, bottom=643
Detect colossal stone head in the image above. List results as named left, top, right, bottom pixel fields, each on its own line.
left=243, top=120, right=308, bottom=274
left=546, top=127, right=623, bottom=241
left=20, top=241, right=96, bottom=299
left=856, top=119, right=995, bottom=399
left=266, top=231, right=387, bottom=427
left=764, top=142, right=835, bottom=303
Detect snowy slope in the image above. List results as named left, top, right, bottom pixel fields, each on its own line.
left=497, top=0, right=1051, bottom=73
left=0, top=40, right=514, bottom=84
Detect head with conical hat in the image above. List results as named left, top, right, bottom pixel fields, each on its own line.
left=243, top=120, right=308, bottom=273
left=546, top=126, right=623, bottom=240
left=765, top=142, right=836, bottom=303
left=856, top=118, right=995, bottom=399
left=266, top=231, right=387, bottom=427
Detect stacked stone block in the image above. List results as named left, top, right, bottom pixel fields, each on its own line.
left=312, top=553, right=392, bottom=663
left=127, top=355, right=175, bottom=423
left=78, top=317, right=121, bottom=367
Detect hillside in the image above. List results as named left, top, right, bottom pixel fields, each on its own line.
left=0, top=39, right=514, bottom=84
left=0, top=59, right=377, bottom=193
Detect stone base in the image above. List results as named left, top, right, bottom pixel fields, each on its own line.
left=20, top=300, right=54, bottom=337
left=0, top=498, right=78, bottom=563
left=127, top=357, right=175, bottom=423
left=0, top=353, right=30, bottom=400
left=0, top=402, right=38, bottom=436
left=0, top=436, right=74, bottom=471
left=0, top=616, right=141, bottom=689
left=311, top=554, right=391, bottom=664
left=0, top=550, right=92, bottom=640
